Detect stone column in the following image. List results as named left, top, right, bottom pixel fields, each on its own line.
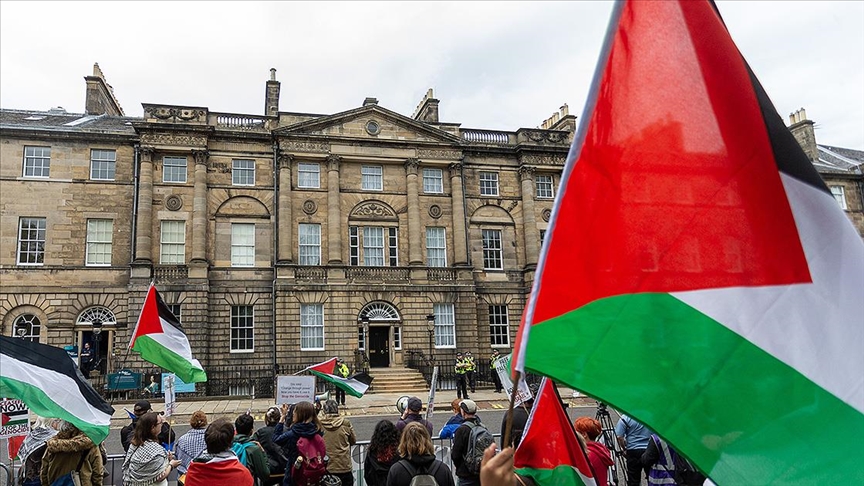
left=326, top=154, right=343, bottom=264
left=191, top=150, right=209, bottom=263
left=278, top=153, right=294, bottom=263
left=520, top=165, right=540, bottom=268
left=449, top=162, right=468, bottom=266
left=405, top=158, right=423, bottom=266
left=134, top=147, right=154, bottom=263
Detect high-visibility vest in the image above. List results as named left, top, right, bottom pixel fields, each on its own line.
left=455, top=358, right=467, bottom=374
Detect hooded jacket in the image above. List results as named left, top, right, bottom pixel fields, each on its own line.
left=40, top=430, right=103, bottom=486
left=272, top=421, right=325, bottom=486
left=363, top=447, right=398, bottom=486
left=232, top=433, right=270, bottom=484
left=586, top=440, right=614, bottom=486
left=252, top=423, right=287, bottom=474
left=320, top=413, right=356, bottom=473
left=386, top=454, right=455, bottom=486
left=184, top=451, right=253, bottom=486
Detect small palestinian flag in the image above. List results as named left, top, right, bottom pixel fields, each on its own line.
left=130, top=284, right=207, bottom=384
left=0, top=336, right=114, bottom=444
left=1, top=406, right=28, bottom=427
left=513, top=0, right=864, bottom=484
left=304, top=358, right=373, bottom=398
left=514, top=378, right=596, bottom=486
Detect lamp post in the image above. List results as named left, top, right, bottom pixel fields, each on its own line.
left=359, top=314, right=370, bottom=371
left=426, top=314, right=436, bottom=363
left=91, top=319, right=103, bottom=375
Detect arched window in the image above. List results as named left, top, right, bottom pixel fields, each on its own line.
left=77, top=306, right=117, bottom=326
left=359, top=302, right=401, bottom=322
left=13, top=314, right=41, bottom=342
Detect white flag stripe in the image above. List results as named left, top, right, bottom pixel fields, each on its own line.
left=674, top=174, right=864, bottom=412
left=0, top=353, right=112, bottom=426
left=148, top=317, right=204, bottom=367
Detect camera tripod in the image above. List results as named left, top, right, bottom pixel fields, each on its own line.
left=595, top=402, right=629, bottom=486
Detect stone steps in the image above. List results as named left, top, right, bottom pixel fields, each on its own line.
left=368, top=367, right=429, bottom=394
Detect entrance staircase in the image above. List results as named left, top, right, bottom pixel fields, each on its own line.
left=368, top=367, right=429, bottom=394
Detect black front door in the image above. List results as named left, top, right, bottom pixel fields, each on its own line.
left=368, top=327, right=390, bottom=368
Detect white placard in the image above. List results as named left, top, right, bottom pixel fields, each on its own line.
left=0, top=399, right=30, bottom=439
left=276, top=375, right=316, bottom=404
left=495, top=354, right=533, bottom=407
left=163, top=374, right=176, bottom=417
left=426, top=366, right=438, bottom=421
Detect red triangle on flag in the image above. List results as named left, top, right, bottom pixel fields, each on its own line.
left=1, top=413, right=9, bottom=427
left=129, top=284, right=164, bottom=348
left=306, top=357, right=337, bottom=375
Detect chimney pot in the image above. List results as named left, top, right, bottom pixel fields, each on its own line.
left=270, top=68, right=277, bottom=81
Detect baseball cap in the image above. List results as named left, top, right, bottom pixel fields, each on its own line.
left=460, top=399, right=478, bottom=414
left=456, top=351, right=463, bottom=356
left=407, top=397, right=422, bottom=412
left=134, top=400, right=152, bottom=415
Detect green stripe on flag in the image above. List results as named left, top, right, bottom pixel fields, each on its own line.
left=1, top=377, right=109, bottom=444
left=133, top=335, right=207, bottom=384
left=516, top=465, right=589, bottom=486
left=309, top=370, right=366, bottom=398
left=524, top=293, right=863, bottom=484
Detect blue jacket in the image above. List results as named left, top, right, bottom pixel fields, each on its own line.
left=439, top=414, right=464, bottom=439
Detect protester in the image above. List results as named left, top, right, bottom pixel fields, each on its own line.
left=17, top=415, right=59, bottom=486
left=641, top=434, right=706, bottom=486
left=615, top=414, right=652, bottom=486
left=272, top=401, right=325, bottom=486
left=452, top=399, right=490, bottom=486
left=439, top=398, right=465, bottom=439
left=499, top=384, right=537, bottom=449
left=464, top=351, right=477, bottom=394
left=455, top=352, right=470, bottom=399
left=121, top=400, right=175, bottom=452
left=253, top=406, right=288, bottom=482
left=489, top=350, right=503, bottom=393
left=335, top=358, right=350, bottom=406
left=39, top=420, right=103, bottom=486
left=574, top=417, right=613, bottom=486
left=175, top=411, right=208, bottom=478
left=234, top=413, right=270, bottom=485
left=320, top=399, right=357, bottom=486
left=386, top=422, right=454, bottom=486
left=396, top=396, right=433, bottom=436
left=122, top=412, right=180, bottom=486
left=364, top=420, right=400, bottom=486
left=185, top=418, right=254, bottom=486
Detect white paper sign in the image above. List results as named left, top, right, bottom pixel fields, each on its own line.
left=276, top=375, right=316, bottom=404
left=426, top=366, right=438, bottom=421
left=495, top=354, right=533, bottom=407
left=163, top=374, right=176, bottom=417
left=0, top=399, right=30, bottom=439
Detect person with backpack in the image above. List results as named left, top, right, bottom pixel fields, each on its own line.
left=450, top=399, right=493, bottom=486
left=320, top=399, right=357, bottom=486
left=253, top=406, right=289, bottom=483
left=386, top=422, right=454, bottom=486
left=272, top=401, right=326, bottom=486
left=364, top=420, right=400, bottom=486
left=40, top=420, right=104, bottom=486
left=16, top=415, right=59, bottom=486
left=184, top=418, right=253, bottom=486
left=641, top=434, right=707, bottom=486
left=234, top=413, right=270, bottom=485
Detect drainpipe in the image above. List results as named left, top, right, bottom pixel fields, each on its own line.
left=271, top=140, right=279, bottom=376
left=460, top=160, right=471, bottom=267
left=130, top=144, right=140, bottom=263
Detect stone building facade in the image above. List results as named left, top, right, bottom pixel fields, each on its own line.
left=0, top=67, right=575, bottom=378
left=2, top=68, right=861, bottom=385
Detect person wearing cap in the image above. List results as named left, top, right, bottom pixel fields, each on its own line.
left=451, top=399, right=484, bottom=486
left=454, top=352, right=470, bottom=400
left=335, top=358, right=350, bottom=406
left=121, top=400, right=175, bottom=452
left=489, top=350, right=503, bottom=393
left=396, top=396, right=433, bottom=436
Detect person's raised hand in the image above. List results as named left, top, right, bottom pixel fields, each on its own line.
left=480, top=443, right=516, bottom=486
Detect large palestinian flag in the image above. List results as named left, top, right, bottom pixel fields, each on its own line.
left=304, top=358, right=373, bottom=398
left=513, top=0, right=864, bottom=484
left=514, top=378, right=596, bottom=486
left=130, top=284, right=207, bottom=384
left=0, top=336, right=115, bottom=443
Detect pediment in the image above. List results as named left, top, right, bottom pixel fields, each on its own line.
left=274, top=105, right=462, bottom=145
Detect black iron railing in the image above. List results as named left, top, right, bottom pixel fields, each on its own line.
left=404, top=349, right=542, bottom=392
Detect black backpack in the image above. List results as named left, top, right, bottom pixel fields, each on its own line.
left=673, top=453, right=706, bottom=486
left=462, top=421, right=494, bottom=475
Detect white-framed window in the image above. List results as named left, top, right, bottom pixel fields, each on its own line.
left=232, top=159, right=255, bottom=186
left=85, top=219, right=113, bottom=266
left=482, top=229, right=503, bottom=270
left=479, top=171, right=499, bottom=196
left=349, top=227, right=359, bottom=266
left=350, top=226, right=399, bottom=266
left=230, top=305, right=254, bottom=353
left=363, top=227, right=385, bottom=266
left=298, top=223, right=321, bottom=265
left=90, top=149, right=116, bottom=180
left=13, top=314, right=41, bottom=343
left=426, top=227, right=447, bottom=267
left=231, top=223, right=255, bottom=267
left=362, top=165, right=383, bottom=191
left=536, top=174, right=554, bottom=199
left=159, top=221, right=186, bottom=264
left=358, top=326, right=365, bottom=351
left=23, top=146, right=51, bottom=178
left=423, top=168, right=443, bottom=193
left=300, top=304, right=324, bottom=350
left=163, top=156, right=187, bottom=183
left=489, top=305, right=510, bottom=347
left=17, top=217, right=46, bottom=265
left=433, top=303, right=456, bottom=348
left=393, top=326, right=402, bottom=350
left=298, top=163, right=320, bottom=188
left=830, top=185, right=848, bottom=210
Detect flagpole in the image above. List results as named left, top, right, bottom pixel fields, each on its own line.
left=502, top=371, right=522, bottom=448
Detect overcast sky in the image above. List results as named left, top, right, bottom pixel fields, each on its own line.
left=1, top=1, right=862, bottom=149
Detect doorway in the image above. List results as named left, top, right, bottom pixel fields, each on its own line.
left=79, top=330, right=110, bottom=376
left=368, top=327, right=390, bottom=368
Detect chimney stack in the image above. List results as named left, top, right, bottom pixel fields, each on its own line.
left=84, top=63, right=124, bottom=116
left=265, top=68, right=281, bottom=117
left=788, top=107, right=818, bottom=162
left=412, top=88, right=440, bottom=123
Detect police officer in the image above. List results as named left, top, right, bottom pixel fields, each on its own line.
left=455, top=352, right=469, bottom=400
left=489, top=349, right=503, bottom=393
left=335, top=358, right=350, bottom=406
left=465, top=351, right=477, bottom=394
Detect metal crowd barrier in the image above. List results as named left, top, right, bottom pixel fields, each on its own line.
left=102, top=434, right=501, bottom=486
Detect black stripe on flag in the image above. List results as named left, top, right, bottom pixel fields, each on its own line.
left=0, top=336, right=115, bottom=415
left=153, top=286, right=186, bottom=333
